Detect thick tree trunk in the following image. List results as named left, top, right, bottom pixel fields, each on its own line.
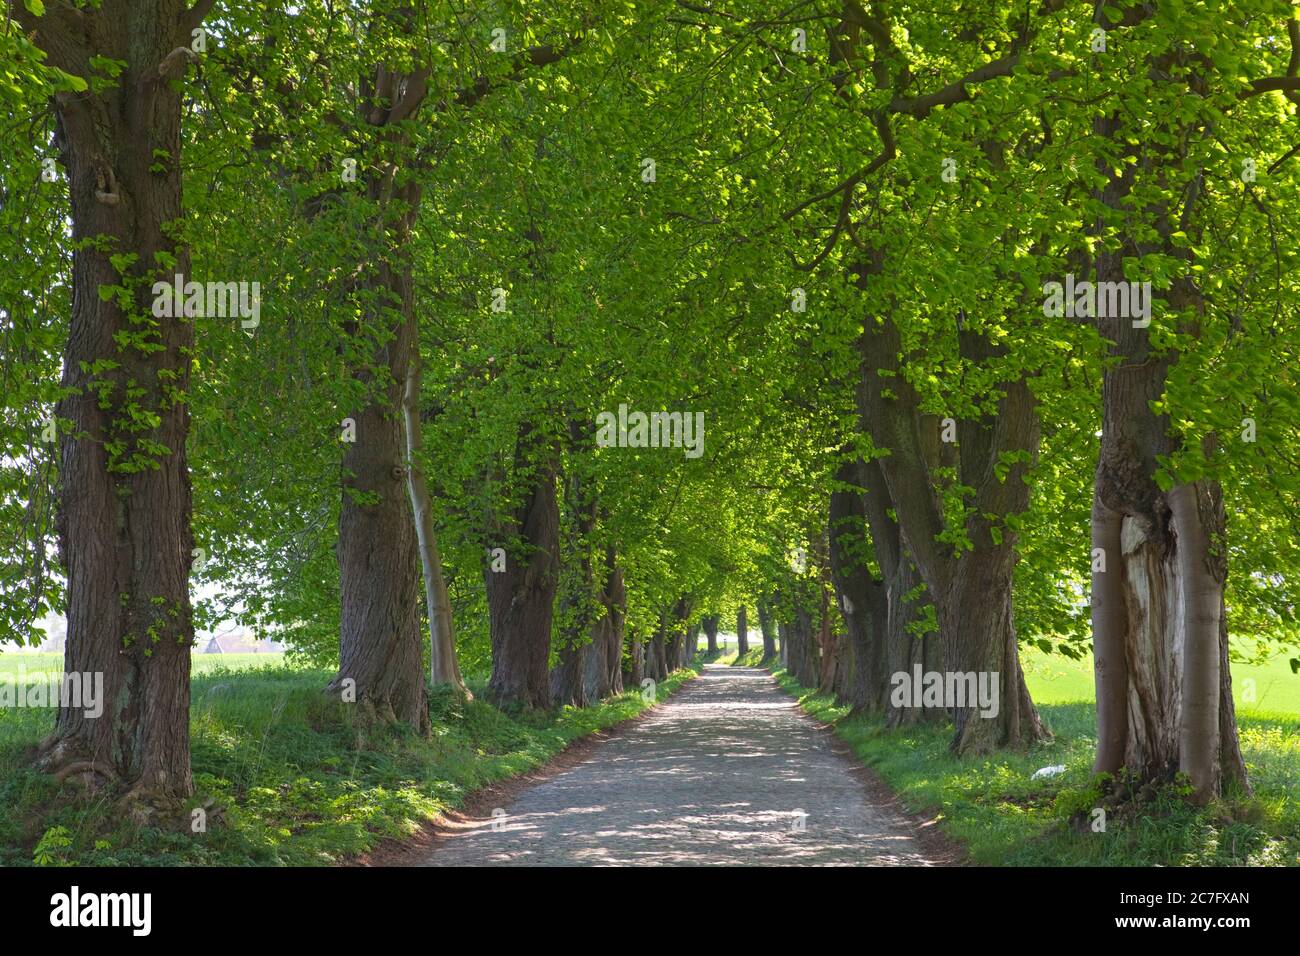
left=552, top=457, right=598, bottom=709
left=757, top=601, right=777, bottom=663
left=684, top=624, right=698, bottom=666
left=940, top=555, right=1044, bottom=753
left=550, top=639, right=589, bottom=709
left=882, top=557, right=944, bottom=727
left=646, top=623, right=667, bottom=682
left=328, top=247, right=429, bottom=733
left=858, top=290, right=1047, bottom=753
left=403, top=338, right=466, bottom=695
left=1091, top=472, right=1247, bottom=798
left=817, top=584, right=839, bottom=694
left=604, top=553, right=627, bottom=696
left=486, top=458, right=559, bottom=710
left=33, top=3, right=206, bottom=798
left=789, top=600, right=820, bottom=688
left=736, top=605, right=749, bottom=657
left=828, top=462, right=886, bottom=714
left=625, top=627, right=644, bottom=689
left=582, top=616, right=611, bottom=703
left=703, top=615, right=719, bottom=654
left=1087, top=56, right=1247, bottom=799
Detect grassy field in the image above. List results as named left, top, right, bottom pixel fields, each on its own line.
left=773, top=645, right=1300, bottom=866
left=0, top=653, right=702, bottom=866
left=0, top=652, right=287, bottom=677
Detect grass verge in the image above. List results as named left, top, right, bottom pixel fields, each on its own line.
left=0, top=657, right=701, bottom=866
left=770, top=664, right=1299, bottom=866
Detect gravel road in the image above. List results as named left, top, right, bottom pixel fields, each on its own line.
left=420, top=664, right=941, bottom=866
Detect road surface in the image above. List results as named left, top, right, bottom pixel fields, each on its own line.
left=420, top=664, right=940, bottom=866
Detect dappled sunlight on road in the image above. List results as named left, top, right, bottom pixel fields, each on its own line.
left=422, top=665, right=937, bottom=866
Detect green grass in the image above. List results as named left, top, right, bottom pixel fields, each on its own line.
left=0, top=655, right=701, bottom=866
left=0, top=652, right=288, bottom=677
left=769, top=647, right=1300, bottom=866
left=729, top=646, right=768, bottom=667
left=1023, top=642, right=1300, bottom=717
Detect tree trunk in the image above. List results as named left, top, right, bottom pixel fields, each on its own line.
left=328, top=242, right=429, bottom=733
left=789, top=598, right=820, bottom=688
left=31, top=2, right=207, bottom=798
left=858, top=285, right=1047, bottom=753
left=736, top=605, right=749, bottom=657
left=552, top=455, right=597, bottom=709
left=403, top=335, right=466, bottom=696
left=1086, top=40, right=1247, bottom=799
left=582, top=616, right=610, bottom=703
left=817, top=584, right=839, bottom=694
left=625, top=627, right=644, bottom=689
left=550, top=639, right=589, bottom=709
left=486, top=456, right=559, bottom=710
left=757, top=601, right=777, bottom=663
left=603, top=552, right=626, bottom=696
left=650, top=622, right=668, bottom=680
left=703, top=614, right=719, bottom=654
left=684, top=624, right=698, bottom=666
left=828, top=460, right=886, bottom=714
left=882, top=557, right=944, bottom=727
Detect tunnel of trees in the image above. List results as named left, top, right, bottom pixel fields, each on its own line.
left=2, top=0, right=1298, bottom=821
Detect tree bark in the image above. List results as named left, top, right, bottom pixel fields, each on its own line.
left=817, top=582, right=839, bottom=694
left=625, top=626, right=644, bottom=689
left=858, top=285, right=1047, bottom=753
left=328, top=239, right=429, bottom=733
left=757, top=600, right=777, bottom=663
left=1087, top=42, right=1247, bottom=798
left=486, top=454, right=559, bottom=710
left=603, top=551, right=627, bottom=696
left=702, top=614, right=719, bottom=654
left=31, top=1, right=205, bottom=798
left=403, top=336, right=466, bottom=696
left=552, top=457, right=597, bottom=708
left=787, top=592, right=820, bottom=688
left=828, top=458, right=886, bottom=714
left=736, top=604, right=749, bottom=657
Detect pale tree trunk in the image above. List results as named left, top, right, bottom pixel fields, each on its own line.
left=1087, top=41, right=1247, bottom=799
left=402, top=343, right=467, bottom=696
left=28, top=0, right=207, bottom=799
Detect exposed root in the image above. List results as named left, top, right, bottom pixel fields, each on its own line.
left=51, top=759, right=114, bottom=784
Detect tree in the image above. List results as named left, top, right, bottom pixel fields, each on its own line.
left=17, top=0, right=221, bottom=800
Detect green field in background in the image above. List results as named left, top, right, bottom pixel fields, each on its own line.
left=0, top=652, right=287, bottom=677
left=1021, top=644, right=1300, bottom=716
left=3, top=644, right=1296, bottom=715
